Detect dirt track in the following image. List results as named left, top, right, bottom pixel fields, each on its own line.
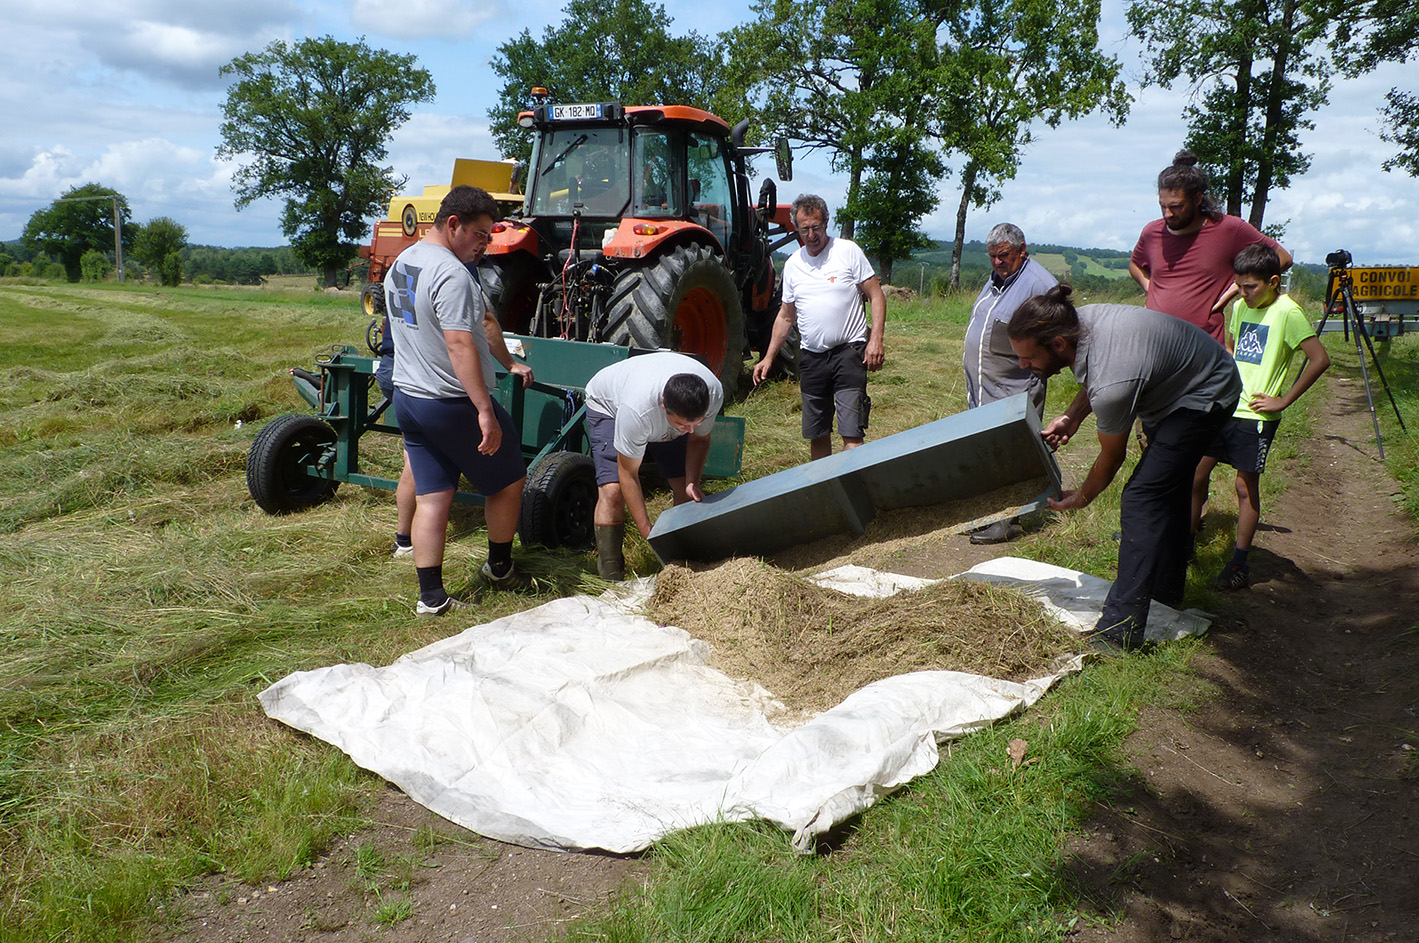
left=161, top=374, right=1417, bottom=943
left=1058, top=373, right=1419, bottom=942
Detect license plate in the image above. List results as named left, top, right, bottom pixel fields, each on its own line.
left=551, top=103, right=602, bottom=121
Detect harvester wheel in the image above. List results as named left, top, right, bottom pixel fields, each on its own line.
left=246, top=414, right=340, bottom=515
left=360, top=281, right=385, bottom=318
left=604, top=244, right=746, bottom=398
left=519, top=451, right=597, bottom=549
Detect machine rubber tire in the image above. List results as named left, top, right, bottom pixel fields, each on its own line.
left=246, top=413, right=340, bottom=515
left=361, top=280, right=385, bottom=319
left=519, top=451, right=597, bottom=549
left=603, top=243, right=746, bottom=398
left=477, top=254, right=537, bottom=331
left=746, top=283, right=799, bottom=380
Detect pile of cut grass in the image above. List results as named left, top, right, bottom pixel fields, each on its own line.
left=648, top=558, right=1084, bottom=714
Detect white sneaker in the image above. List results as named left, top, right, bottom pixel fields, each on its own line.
left=415, top=595, right=468, bottom=617
left=392, top=542, right=415, bottom=559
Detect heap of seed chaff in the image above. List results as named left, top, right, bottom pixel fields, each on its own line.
left=647, top=558, right=1085, bottom=715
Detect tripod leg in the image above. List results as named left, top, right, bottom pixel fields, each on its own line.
left=1345, top=286, right=1408, bottom=433
left=1342, top=287, right=1388, bottom=459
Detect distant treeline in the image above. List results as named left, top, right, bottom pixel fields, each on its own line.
left=0, top=239, right=318, bottom=285
left=182, top=245, right=318, bottom=284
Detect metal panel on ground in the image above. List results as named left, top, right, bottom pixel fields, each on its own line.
left=647, top=393, right=1061, bottom=563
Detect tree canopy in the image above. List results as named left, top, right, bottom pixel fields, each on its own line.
left=217, top=36, right=435, bottom=286
left=488, top=0, right=724, bottom=165
left=21, top=183, right=133, bottom=282
left=133, top=217, right=189, bottom=287
left=730, top=0, right=944, bottom=243
left=937, top=0, right=1129, bottom=287
left=1127, top=0, right=1416, bottom=228
left=1379, top=90, right=1419, bottom=176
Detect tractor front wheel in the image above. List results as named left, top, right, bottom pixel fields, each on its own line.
left=478, top=254, right=538, bottom=332
left=519, top=451, right=597, bottom=549
left=604, top=244, right=746, bottom=398
left=246, top=414, right=340, bottom=514
left=361, top=281, right=385, bottom=319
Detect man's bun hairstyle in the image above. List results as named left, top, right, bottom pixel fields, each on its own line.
left=1008, top=284, right=1082, bottom=346
left=1156, top=150, right=1223, bottom=221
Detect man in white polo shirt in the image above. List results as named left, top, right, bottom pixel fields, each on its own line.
left=751, top=194, right=888, bottom=460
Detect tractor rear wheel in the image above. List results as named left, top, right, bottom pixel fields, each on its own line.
left=603, top=244, right=746, bottom=398
left=519, top=451, right=597, bottom=549
left=247, top=414, right=340, bottom=514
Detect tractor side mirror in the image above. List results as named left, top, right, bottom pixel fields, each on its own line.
left=775, top=137, right=793, bottom=182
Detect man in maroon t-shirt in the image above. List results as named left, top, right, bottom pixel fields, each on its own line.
left=1130, top=152, right=1292, bottom=344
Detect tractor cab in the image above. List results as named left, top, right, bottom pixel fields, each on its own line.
left=481, top=98, right=795, bottom=397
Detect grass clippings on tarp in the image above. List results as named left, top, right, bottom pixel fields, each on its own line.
left=647, top=558, right=1085, bottom=715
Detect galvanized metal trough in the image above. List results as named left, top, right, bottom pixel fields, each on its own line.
left=647, top=392, right=1062, bottom=564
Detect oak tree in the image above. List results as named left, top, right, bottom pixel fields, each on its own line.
left=21, top=183, right=132, bottom=282
left=217, top=36, right=435, bottom=287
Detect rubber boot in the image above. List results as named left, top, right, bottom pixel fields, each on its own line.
left=595, top=524, right=625, bottom=581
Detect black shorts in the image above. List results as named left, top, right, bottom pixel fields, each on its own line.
left=1205, top=416, right=1281, bottom=474
left=799, top=341, right=870, bottom=439
left=393, top=390, right=526, bottom=495
left=585, top=410, right=688, bottom=486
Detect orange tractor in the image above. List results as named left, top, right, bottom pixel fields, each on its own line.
left=477, top=96, right=799, bottom=394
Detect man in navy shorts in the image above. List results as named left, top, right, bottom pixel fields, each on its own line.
left=386, top=185, right=534, bottom=615
left=751, top=194, right=887, bottom=460
left=583, top=352, right=723, bottom=579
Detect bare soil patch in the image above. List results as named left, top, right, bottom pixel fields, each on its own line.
left=157, top=378, right=1416, bottom=943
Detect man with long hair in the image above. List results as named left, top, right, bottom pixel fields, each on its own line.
left=1129, top=151, right=1292, bottom=344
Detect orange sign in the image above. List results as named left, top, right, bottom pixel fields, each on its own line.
left=1349, top=267, right=1419, bottom=301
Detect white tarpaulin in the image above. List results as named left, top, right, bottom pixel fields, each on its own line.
left=259, top=558, right=1208, bottom=853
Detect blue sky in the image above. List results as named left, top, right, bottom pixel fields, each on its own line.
left=4, top=0, right=1416, bottom=266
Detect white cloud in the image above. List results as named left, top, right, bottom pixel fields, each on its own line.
left=10, top=0, right=298, bottom=89
left=352, top=0, right=500, bottom=39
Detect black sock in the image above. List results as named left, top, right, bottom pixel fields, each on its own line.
left=488, top=540, right=513, bottom=577
left=1231, top=547, right=1250, bottom=567
left=394, top=532, right=412, bottom=548
left=416, top=565, right=446, bottom=604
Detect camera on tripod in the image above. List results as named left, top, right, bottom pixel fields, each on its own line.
left=1326, top=249, right=1353, bottom=268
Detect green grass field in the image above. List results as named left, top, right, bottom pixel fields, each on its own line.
left=0, top=279, right=1414, bottom=942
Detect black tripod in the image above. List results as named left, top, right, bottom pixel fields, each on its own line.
left=1316, top=250, right=1407, bottom=459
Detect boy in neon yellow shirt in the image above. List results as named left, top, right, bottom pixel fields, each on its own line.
left=1192, top=244, right=1330, bottom=589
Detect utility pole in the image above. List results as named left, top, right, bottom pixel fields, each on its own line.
left=52, top=194, right=125, bottom=282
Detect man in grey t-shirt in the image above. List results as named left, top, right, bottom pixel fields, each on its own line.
left=386, top=185, right=534, bottom=615
left=1008, top=286, right=1241, bottom=651
left=584, top=352, right=723, bottom=579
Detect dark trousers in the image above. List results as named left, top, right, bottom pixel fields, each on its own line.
left=1097, top=404, right=1234, bottom=644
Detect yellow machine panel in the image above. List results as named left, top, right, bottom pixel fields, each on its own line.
left=1349, top=266, right=1419, bottom=301
left=384, top=159, right=523, bottom=234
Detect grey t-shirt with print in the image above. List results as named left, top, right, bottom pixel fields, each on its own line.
left=385, top=240, right=500, bottom=399
left=1072, top=304, right=1242, bottom=436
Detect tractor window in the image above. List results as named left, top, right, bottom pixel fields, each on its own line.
left=632, top=130, right=683, bottom=218
left=687, top=133, right=733, bottom=250
left=531, top=128, right=630, bottom=218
